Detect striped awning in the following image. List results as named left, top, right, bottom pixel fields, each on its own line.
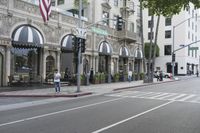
left=98, top=41, right=112, bottom=55
left=119, top=46, right=129, bottom=57
left=61, top=34, right=74, bottom=52
left=135, top=49, right=143, bottom=59
left=12, top=25, right=43, bottom=48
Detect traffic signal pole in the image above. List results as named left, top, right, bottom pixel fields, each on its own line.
left=77, top=0, right=82, bottom=92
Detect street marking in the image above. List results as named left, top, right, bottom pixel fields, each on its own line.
left=91, top=101, right=174, bottom=133
left=157, top=93, right=177, bottom=99
left=168, top=94, right=187, bottom=100
left=106, top=91, right=199, bottom=104
left=178, top=95, right=195, bottom=101
left=0, top=97, right=125, bottom=127
left=149, top=93, right=169, bottom=99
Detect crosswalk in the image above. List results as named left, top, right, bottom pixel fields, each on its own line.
left=106, top=91, right=200, bottom=103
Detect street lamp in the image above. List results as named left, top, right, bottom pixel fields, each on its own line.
left=172, top=16, right=199, bottom=79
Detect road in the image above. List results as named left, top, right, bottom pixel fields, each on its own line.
left=1, top=78, right=200, bottom=133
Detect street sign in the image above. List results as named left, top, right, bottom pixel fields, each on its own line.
left=91, top=27, right=108, bottom=36
left=75, top=28, right=87, bottom=39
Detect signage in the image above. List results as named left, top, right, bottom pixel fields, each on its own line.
left=91, top=27, right=108, bottom=36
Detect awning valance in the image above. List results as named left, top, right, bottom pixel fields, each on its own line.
left=119, top=46, right=129, bottom=57
left=135, top=49, right=143, bottom=59
left=98, top=41, right=112, bottom=55
left=12, top=25, right=43, bottom=48
left=61, top=34, right=75, bottom=52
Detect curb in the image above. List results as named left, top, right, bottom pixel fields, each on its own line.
left=113, top=80, right=178, bottom=91
left=0, top=92, right=93, bottom=98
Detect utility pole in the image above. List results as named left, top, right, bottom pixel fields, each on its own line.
left=77, top=0, right=82, bottom=92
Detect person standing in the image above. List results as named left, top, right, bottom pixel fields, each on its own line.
left=54, top=69, right=61, bottom=93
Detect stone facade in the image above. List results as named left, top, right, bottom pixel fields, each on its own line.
left=0, top=0, right=143, bottom=87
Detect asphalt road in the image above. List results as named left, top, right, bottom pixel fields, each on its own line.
left=1, top=78, right=200, bottom=133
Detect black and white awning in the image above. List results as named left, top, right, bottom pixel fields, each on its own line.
left=61, top=34, right=74, bottom=52
left=119, top=46, right=129, bottom=57
left=12, top=25, right=44, bottom=48
left=134, top=49, right=143, bottom=59
left=98, top=41, right=112, bottom=55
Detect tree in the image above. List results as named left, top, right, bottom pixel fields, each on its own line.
left=141, top=0, right=200, bottom=82
left=74, top=0, right=88, bottom=9
left=144, top=43, right=159, bottom=59
left=142, top=0, right=200, bottom=16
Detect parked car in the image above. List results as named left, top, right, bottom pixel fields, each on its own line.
left=154, top=71, right=171, bottom=78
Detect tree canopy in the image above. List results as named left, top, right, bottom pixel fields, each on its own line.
left=144, top=43, right=159, bottom=59
left=142, top=0, right=200, bottom=16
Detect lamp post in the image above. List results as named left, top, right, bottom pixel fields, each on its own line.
left=172, top=16, right=198, bottom=79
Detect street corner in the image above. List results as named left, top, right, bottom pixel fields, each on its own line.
left=0, top=92, right=93, bottom=98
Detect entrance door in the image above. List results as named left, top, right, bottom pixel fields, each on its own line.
left=0, top=53, right=2, bottom=86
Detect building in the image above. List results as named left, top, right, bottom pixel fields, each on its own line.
left=143, top=3, right=200, bottom=75
left=0, top=0, right=143, bottom=87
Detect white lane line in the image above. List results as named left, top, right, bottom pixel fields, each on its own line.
left=157, top=93, right=177, bottom=100
left=149, top=93, right=169, bottom=99
left=131, top=92, right=154, bottom=97
left=0, top=97, right=124, bottom=127
left=91, top=101, right=174, bottom=133
left=168, top=94, right=187, bottom=100
left=178, top=95, right=195, bottom=101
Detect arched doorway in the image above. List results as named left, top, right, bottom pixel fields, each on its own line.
left=46, top=55, right=55, bottom=80
left=0, top=53, right=3, bottom=86
left=60, top=34, right=75, bottom=81
left=119, top=46, right=129, bottom=81
left=98, top=41, right=112, bottom=83
left=10, top=24, right=44, bottom=84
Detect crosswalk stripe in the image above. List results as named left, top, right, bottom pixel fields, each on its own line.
left=156, top=93, right=177, bottom=99
left=178, top=95, right=195, bottom=101
left=149, top=93, right=169, bottom=99
left=168, top=94, right=187, bottom=100
left=131, top=92, right=154, bottom=97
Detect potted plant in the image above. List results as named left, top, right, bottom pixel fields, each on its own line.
left=93, top=73, right=100, bottom=84
left=100, top=73, right=106, bottom=83
left=114, top=73, right=120, bottom=82
left=140, top=73, right=144, bottom=80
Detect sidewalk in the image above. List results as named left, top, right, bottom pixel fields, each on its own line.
left=0, top=78, right=174, bottom=97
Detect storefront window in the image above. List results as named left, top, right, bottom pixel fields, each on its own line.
left=10, top=48, right=39, bottom=82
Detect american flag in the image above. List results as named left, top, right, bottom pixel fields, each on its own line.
left=39, top=0, right=52, bottom=22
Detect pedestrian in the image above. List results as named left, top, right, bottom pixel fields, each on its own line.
left=159, top=71, right=163, bottom=81
left=196, top=70, right=199, bottom=77
left=128, top=70, right=132, bottom=82
left=89, top=68, right=94, bottom=83
left=156, top=71, right=159, bottom=81
left=54, top=69, right=61, bottom=93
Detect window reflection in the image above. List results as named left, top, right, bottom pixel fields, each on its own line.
left=10, top=48, right=39, bottom=82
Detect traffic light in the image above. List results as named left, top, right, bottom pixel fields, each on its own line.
left=116, top=16, right=123, bottom=31
left=72, top=36, right=78, bottom=53
left=172, top=53, right=175, bottom=62
left=77, top=38, right=86, bottom=53
left=81, top=39, right=86, bottom=53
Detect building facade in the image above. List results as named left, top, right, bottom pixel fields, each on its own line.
left=143, top=4, right=200, bottom=75
left=0, top=0, right=143, bottom=87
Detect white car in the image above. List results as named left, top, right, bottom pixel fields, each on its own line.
left=162, top=72, right=171, bottom=78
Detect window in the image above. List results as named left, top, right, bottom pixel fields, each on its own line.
left=57, top=0, right=64, bottom=5
left=165, top=18, right=171, bottom=26
left=164, top=45, right=172, bottom=55
left=188, top=19, right=190, bottom=27
left=51, top=0, right=56, bottom=6
left=148, top=9, right=153, bottom=16
left=114, top=0, right=118, bottom=6
left=148, top=32, right=154, bottom=40
left=102, top=11, right=109, bottom=26
left=165, top=30, right=171, bottom=38
left=130, top=23, right=134, bottom=32
left=148, top=20, right=153, bottom=28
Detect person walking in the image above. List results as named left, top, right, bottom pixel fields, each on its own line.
left=54, top=69, right=61, bottom=93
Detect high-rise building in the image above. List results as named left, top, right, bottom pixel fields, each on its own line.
left=143, top=3, right=200, bottom=75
